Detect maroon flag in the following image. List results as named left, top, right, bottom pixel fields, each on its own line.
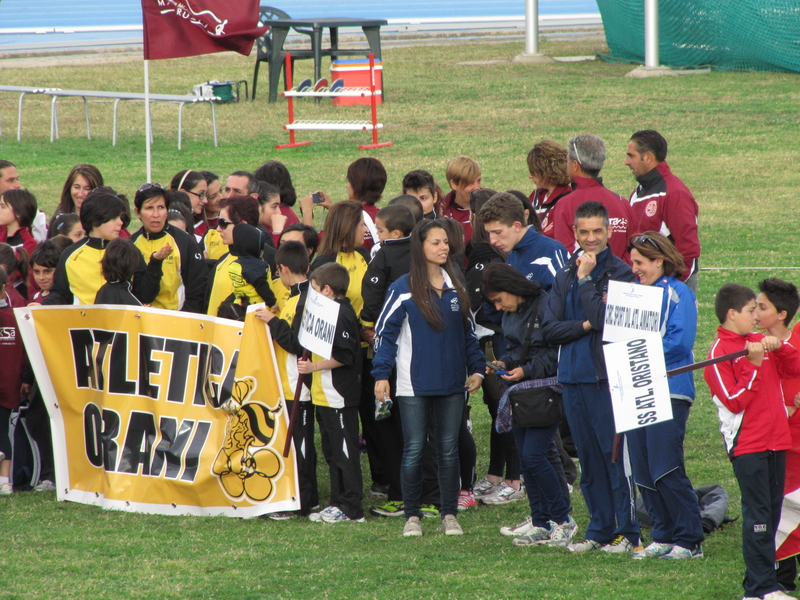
left=141, top=0, right=268, bottom=60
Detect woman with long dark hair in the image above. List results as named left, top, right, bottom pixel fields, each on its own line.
left=481, top=262, right=576, bottom=547
left=50, top=164, right=103, bottom=228
left=372, top=219, right=484, bottom=537
left=310, top=200, right=369, bottom=316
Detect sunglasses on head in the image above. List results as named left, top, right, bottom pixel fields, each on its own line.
left=631, top=234, right=661, bottom=252
left=138, top=182, right=166, bottom=192
left=218, top=218, right=232, bottom=229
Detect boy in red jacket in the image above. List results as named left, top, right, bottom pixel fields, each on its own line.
left=704, top=283, right=800, bottom=600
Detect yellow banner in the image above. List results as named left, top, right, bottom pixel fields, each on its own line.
left=15, top=304, right=299, bottom=517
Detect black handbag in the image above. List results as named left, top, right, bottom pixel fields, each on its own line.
left=509, top=386, right=563, bottom=428
left=508, top=297, right=563, bottom=428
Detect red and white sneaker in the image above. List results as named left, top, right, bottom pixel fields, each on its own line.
left=458, top=490, right=477, bottom=511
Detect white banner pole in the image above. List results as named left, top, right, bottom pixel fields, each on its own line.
left=144, top=59, right=152, bottom=182
left=524, top=0, right=538, bottom=55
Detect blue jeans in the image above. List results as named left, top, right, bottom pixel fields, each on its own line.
left=513, top=423, right=570, bottom=527
left=397, top=393, right=464, bottom=518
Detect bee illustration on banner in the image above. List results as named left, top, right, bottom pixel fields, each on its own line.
left=213, top=377, right=284, bottom=502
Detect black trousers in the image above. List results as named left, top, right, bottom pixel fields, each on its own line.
left=287, top=400, right=318, bottom=515
left=732, top=450, right=786, bottom=598
left=316, top=405, right=364, bottom=519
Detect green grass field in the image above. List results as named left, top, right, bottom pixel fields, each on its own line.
left=1, top=34, right=799, bottom=599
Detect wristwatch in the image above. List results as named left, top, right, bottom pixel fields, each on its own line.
left=578, top=275, right=593, bottom=285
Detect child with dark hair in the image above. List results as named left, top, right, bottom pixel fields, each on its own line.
left=273, top=224, right=319, bottom=312
left=95, top=238, right=143, bottom=305
left=387, top=194, right=424, bottom=224
left=0, top=188, right=38, bottom=258
left=255, top=241, right=317, bottom=518
left=753, top=278, right=800, bottom=590
left=301, top=262, right=364, bottom=523
left=227, top=223, right=276, bottom=309
left=705, top=283, right=800, bottom=599
left=47, top=213, right=84, bottom=243
left=0, top=243, right=28, bottom=306
left=402, top=169, right=440, bottom=220
left=29, top=240, right=65, bottom=304
left=0, top=266, right=28, bottom=494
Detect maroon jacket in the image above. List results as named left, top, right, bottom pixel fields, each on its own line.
left=549, top=176, right=633, bottom=258
left=531, top=185, right=572, bottom=239
left=437, top=190, right=472, bottom=242
left=0, top=305, right=24, bottom=410
left=629, top=161, right=700, bottom=281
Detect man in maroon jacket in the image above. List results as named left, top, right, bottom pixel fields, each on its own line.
left=626, top=130, right=700, bottom=291
left=548, top=135, right=633, bottom=259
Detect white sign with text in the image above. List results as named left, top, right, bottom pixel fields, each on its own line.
left=603, top=333, right=673, bottom=432
left=298, top=288, right=340, bottom=360
left=603, top=280, right=664, bottom=343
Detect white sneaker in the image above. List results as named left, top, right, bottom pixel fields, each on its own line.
left=33, top=480, right=56, bottom=492
left=473, top=476, right=498, bottom=499
left=0, top=482, right=12, bottom=496
left=403, top=516, right=422, bottom=537
left=630, top=541, right=673, bottom=559
left=500, top=516, right=535, bottom=537
left=309, top=506, right=338, bottom=522
left=480, top=482, right=525, bottom=505
left=442, top=514, right=463, bottom=536
left=601, top=535, right=636, bottom=553
left=547, top=515, right=578, bottom=547
left=567, top=539, right=603, bottom=553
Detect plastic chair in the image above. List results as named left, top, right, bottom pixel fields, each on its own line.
left=252, top=6, right=314, bottom=100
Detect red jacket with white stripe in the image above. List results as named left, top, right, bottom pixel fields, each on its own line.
left=629, top=161, right=700, bottom=282
left=704, top=327, right=800, bottom=458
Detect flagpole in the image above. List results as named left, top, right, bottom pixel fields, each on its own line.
left=144, top=59, right=152, bottom=182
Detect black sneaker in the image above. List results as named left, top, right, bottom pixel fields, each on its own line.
left=370, top=482, right=389, bottom=498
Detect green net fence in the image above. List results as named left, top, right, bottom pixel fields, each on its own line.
left=596, top=0, right=800, bottom=72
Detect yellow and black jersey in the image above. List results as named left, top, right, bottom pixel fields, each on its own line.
left=202, top=228, right=228, bottom=262
left=229, top=260, right=275, bottom=306
left=206, top=252, right=237, bottom=316
left=272, top=276, right=292, bottom=313
left=131, top=224, right=208, bottom=312
left=310, top=248, right=369, bottom=323
left=43, top=237, right=161, bottom=306
left=309, top=296, right=362, bottom=409
left=266, top=280, right=310, bottom=402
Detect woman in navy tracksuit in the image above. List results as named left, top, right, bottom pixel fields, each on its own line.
left=373, top=220, right=484, bottom=537
left=626, top=232, right=704, bottom=559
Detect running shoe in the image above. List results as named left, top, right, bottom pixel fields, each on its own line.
left=420, top=504, right=440, bottom=518
left=480, top=482, right=525, bottom=505
left=601, top=535, right=636, bottom=553
left=501, top=516, right=536, bottom=537
left=370, top=500, right=405, bottom=517
left=567, top=539, right=603, bottom=553
left=547, top=515, right=578, bottom=547
left=320, top=506, right=365, bottom=523
left=512, top=526, right=553, bottom=546
left=33, top=480, right=56, bottom=492
left=473, top=476, right=498, bottom=499
left=630, top=542, right=674, bottom=559
left=660, top=544, right=703, bottom=559
left=309, top=506, right=338, bottom=522
left=457, top=490, right=477, bottom=511
left=370, top=482, right=389, bottom=498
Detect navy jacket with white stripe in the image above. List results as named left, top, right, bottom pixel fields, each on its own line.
left=372, top=271, right=485, bottom=397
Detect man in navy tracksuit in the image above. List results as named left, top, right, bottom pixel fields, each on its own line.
left=542, top=201, right=640, bottom=553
